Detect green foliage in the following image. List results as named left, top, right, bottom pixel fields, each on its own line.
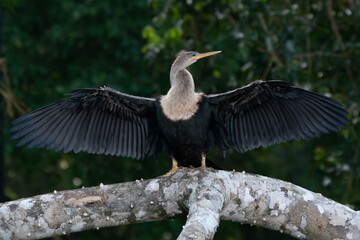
left=2, top=1, right=360, bottom=239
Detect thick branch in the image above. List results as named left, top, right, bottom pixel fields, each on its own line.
left=0, top=169, right=359, bottom=240
left=178, top=174, right=225, bottom=239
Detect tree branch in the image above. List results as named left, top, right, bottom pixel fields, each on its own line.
left=0, top=169, right=359, bottom=240
left=258, top=13, right=284, bottom=68
left=326, top=0, right=358, bottom=90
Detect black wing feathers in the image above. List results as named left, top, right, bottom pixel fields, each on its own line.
left=10, top=87, right=159, bottom=160
left=208, top=80, right=349, bottom=153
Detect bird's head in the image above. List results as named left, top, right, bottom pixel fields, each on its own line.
left=172, top=50, right=222, bottom=70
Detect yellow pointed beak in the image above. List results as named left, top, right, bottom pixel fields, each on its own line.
left=192, top=51, right=222, bottom=59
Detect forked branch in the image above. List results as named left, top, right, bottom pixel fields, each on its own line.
left=0, top=169, right=359, bottom=240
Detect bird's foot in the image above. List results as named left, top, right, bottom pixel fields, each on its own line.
left=164, top=166, right=180, bottom=176
left=200, top=154, right=208, bottom=169
left=162, top=158, right=180, bottom=176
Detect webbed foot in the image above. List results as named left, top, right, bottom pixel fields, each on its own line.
left=163, top=158, right=180, bottom=176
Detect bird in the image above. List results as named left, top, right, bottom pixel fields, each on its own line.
left=9, top=50, right=349, bottom=174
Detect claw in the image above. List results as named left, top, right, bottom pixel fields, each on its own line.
left=163, top=158, right=179, bottom=176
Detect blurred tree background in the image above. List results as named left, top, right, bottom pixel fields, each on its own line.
left=1, top=0, right=359, bottom=239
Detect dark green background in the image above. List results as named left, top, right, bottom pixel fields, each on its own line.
left=2, top=0, right=359, bottom=239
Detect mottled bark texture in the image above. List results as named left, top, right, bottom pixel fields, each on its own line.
left=0, top=168, right=359, bottom=240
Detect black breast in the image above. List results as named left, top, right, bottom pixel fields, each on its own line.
left=155, top=99, right=215, bottom=167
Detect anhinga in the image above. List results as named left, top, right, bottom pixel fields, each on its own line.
left=10, top=51, right=349, bottom=173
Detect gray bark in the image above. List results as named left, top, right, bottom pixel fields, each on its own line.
left=0, top=168, right=359, bottom=240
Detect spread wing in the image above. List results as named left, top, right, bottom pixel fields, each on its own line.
left=9, top=87, right=160, bottom=160
left=207, top=80, right=349, bottom=154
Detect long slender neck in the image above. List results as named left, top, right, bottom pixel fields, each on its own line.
left=161, top=62, right=199, bottom=121
left=169, top=66, right=195, bottom=97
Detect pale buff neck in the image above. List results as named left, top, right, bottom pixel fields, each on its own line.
left=161, top=69, right=199, bottom=121
left=168, top=69, right=195, bottom=98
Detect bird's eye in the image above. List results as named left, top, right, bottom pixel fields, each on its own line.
left=192, top=53, right=196, bottom=57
